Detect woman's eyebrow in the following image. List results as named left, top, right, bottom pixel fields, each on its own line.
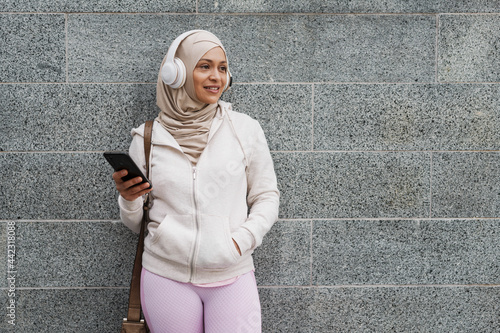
left=198, top=59, right=227, bottom=63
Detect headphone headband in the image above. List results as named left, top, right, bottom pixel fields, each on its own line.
left=165, top=30, right=204, bottom=64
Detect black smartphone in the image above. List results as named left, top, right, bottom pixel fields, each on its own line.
left=103, top=152, right=152, bottom=189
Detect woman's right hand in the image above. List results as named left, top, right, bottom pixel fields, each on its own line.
left=112, top=169, right=153, bottom=201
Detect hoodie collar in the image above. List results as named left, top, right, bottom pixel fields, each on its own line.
left=137, top=101, right=233, bottom=150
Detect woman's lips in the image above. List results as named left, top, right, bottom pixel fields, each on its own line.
left=204, top=86, right=220, bottom=93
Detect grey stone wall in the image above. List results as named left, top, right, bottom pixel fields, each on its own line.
left=1, top=1, right=499, bottom=332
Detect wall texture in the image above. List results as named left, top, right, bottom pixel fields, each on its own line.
left=1, top=1, right=499, bottom=332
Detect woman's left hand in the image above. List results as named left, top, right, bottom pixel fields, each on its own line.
left=232, top=239, right=241, bottom=256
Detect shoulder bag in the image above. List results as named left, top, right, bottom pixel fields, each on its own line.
left=121, top=120, right=154, bottom=333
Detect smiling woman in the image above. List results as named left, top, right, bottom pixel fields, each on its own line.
left=111, top=30, right=279, bottom=333
left=193, top=47, right=228, bottom=105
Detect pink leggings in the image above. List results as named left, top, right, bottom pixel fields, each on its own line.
left=140, top=268, right=261, bottom=333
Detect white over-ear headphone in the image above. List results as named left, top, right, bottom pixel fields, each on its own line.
left=161, top=30, right=232, bottom=91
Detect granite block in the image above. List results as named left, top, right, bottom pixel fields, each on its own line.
left=0, top=290, right=15, bottom=331
left=0, top=0, right=195, bottom=12
left=2, top=0, right=497, bottom=13
left=437, top=84, right=500, bottom=150
left=432, top=152, right=500, bottom=218
left=314, top=84, right=439, bottom=151
left=0, top=288, right=128, bottom=332
left=261, top=286, right=500, bottom=332
left=0, top=14, right=65, bottom=83
left=68, top=14, right=435, bottom=83
left=0, top=153, right=120, bottom=220
left=439, top=14, right=500, bottom=82
left=199, top=0, right=324, bottom=13
left=260, top=287, right=314, bottom=332
left=0, top=84, right=157, bottom=152
left=314, top=83, right=500, bottom=151
left=311, top=286, right=500, bottom=332
left=273, top=152, right=431, bottom=219
left=199, top=1, right=500, bottom=13
left=14, top=221, right=137, bottom=287
left=223, top=84, right=312, bottom=151
left=434, top=1, right=500, bottom=13
left=313, top=219, right=500, bottom=285
left=0, top=223, right=7, bottom=288
left=253, top=220, right=311, bottom=286
left=67, top=14, right=195, bottom=82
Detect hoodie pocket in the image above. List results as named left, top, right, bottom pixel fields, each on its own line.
left=196, top=215, right=240, bottom=271
left=148, top=214, right=194, bottom=265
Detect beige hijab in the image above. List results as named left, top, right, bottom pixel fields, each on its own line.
left=156, top=31, right=228, bottom=165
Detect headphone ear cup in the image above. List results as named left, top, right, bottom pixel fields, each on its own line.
left=223, top=72, right=232, bottom=92
left=170, top=58, right=186, bottom=89
left=161, top=61, right=176, bottom=86
left=161, top=57, right=186, bottom=89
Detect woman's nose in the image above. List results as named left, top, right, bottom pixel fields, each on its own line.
left=209, top=69, right=221, bottom=81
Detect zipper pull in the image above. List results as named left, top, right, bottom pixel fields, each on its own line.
left=193, top=166, right=197, bottom=180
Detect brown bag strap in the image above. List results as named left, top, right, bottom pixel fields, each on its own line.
left=125, top=120, right=154, bottom=323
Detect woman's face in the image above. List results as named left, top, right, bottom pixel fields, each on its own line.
left=193, top=47, right=228, bottom=105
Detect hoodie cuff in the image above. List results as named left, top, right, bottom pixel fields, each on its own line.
left=118, top=195, right=143, bottom=212
left=231, top=228, right=255, bottom=255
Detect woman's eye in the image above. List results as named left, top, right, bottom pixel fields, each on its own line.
left=220, top=66, right=227, bottom=72
left=200, top=64, right=209, bottom=69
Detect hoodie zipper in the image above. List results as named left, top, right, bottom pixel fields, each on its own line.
left=180, top=108, right=228, bottom=283
left=187, top=109, right=225, bottom=283
left=189, top=165, right=199, bottom=283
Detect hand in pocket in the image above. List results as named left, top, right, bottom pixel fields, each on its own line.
left=232, top=238, right=241, bottom=256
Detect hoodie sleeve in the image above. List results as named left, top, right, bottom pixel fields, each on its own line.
left=231, top=119, right=280, bottom=254
left=118, top=126, right=146, bottom=234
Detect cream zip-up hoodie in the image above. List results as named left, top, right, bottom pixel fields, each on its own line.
left=119, top=101, right=279, bottom=284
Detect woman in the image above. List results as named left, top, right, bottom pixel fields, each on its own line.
left=112, top=30, right=279, bottom=332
